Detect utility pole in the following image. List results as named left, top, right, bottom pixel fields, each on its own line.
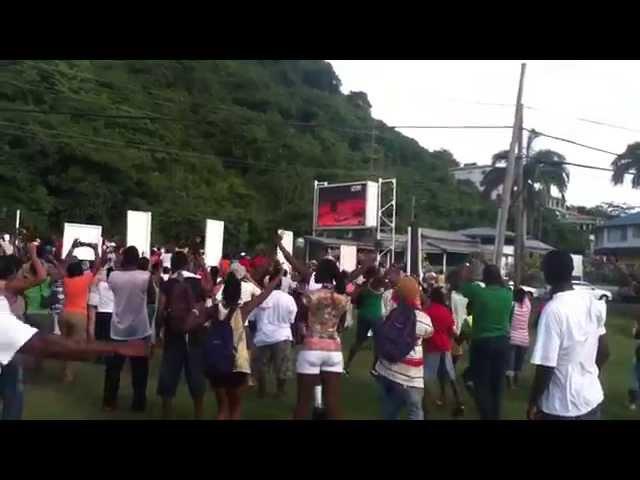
left=493, top=63, right=526, bottom=268
left=514, top=129, right=538, bottom=285
left=411, top=195, right=416, bottom=222
left=514, top=112, right=525, bottom=285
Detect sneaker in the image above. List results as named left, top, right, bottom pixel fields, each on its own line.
left=452, top=404, right=465, bottom=418
left=312, top=407, right=327, bottom=420
left=343, top=369, right=350, bottom=376
left=630, top=403, right=637, bottom=411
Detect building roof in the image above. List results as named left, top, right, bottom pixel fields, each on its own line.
left=524, top=239, right=555, bottom=253
left=457, top=227, right=515, bottom=238
left=449, top=164, right=491, bottom=172
left=420, top=227, right=481, bottom=254
left=600, top=212, right=640, bottom=227
left=304, top=236, right=375, bottom=249
left=560, top=211, right=600, bottom=224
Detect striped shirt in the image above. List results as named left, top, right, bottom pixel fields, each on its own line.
left=375, top=310, right=433, bottom=388
left=509, top=297, right=531, bottom=347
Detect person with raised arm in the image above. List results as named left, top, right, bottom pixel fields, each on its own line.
left=459, top=263, right=513, bottom=420
left=202, top=270, right=284, bottom=420
left=54, top=239, right=104, bottom=383
left=276, top=234, right=377, bottom=419
left=0, top=243, right=146, bottom=419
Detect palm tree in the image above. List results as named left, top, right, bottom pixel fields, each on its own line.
left=481, top=144, right=570, bottom=238
left=611, top=142, right=640, bottom=187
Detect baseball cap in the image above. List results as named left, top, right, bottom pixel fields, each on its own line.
left=230, top=263, right=247, bottom=280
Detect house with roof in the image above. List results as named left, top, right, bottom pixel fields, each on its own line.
left=594, top=212, right=640, bottom=270
left=457, top=227, right=555, bottom=276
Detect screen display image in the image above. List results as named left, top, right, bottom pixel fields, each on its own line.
left=316, top=183, right=367, bottom=227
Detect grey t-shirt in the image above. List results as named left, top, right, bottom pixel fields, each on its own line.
left=108, top=270, right=151, bottom=340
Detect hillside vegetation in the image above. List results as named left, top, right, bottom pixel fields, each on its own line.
left=0, top=60, right=497, bottom=249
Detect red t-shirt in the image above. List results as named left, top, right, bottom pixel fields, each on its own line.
left=424, top=302, right=455, bottom=353
left=250, top=255, right=269, bottom=273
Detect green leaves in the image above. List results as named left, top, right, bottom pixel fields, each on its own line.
left=0, top=60, right=498, bottom=250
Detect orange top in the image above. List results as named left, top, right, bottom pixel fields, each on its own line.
left=219, top=259, right=231, bottom=278
left=63, top=272, right=94, bottom=314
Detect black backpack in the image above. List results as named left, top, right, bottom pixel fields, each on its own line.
left=166, top=274, right=196, bottom=333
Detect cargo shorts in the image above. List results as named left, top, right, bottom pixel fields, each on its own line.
left=254, top=340, right=292, bottom=380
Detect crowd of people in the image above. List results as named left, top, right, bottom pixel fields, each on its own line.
left=0, top=229, right=626, bottom=420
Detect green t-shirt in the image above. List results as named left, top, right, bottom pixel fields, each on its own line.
left=460, top=282, right=512, bottom=339
left=24, top=278, right=51, bottom=315
left=356, top=285, right=384, bottom=320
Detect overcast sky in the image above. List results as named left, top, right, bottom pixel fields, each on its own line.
left=329, top=60, right=640, bottom=208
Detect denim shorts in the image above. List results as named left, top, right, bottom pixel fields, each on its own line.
left=157, top=336, right=206, bottom=399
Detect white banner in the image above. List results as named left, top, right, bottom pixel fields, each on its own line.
left=127, top=210, right=152, bottom=258
left=205, top=219, right=224, bottom=267
left=339, top=245, right=358, bottom=273
left=62, top=223, right=102, bottom=261
left=277, top=229, right=294, bottom=273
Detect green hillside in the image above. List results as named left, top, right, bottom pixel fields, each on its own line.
left=0, top=60, right=497, bottom=249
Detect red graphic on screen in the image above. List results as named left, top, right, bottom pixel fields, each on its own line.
left=316, top=184, right=367, bottom=227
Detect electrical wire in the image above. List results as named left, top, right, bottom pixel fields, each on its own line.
left=0, top=123, right=381, bottom=177
left=530, top=130, right=620, bottom=156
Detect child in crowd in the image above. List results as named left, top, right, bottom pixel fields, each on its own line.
left=506, top=288, right=532, bottom=389
left=423, top=287, right=464, bottom=417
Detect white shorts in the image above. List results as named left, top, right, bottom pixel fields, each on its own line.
left=296, top=350, right=344, bottom=375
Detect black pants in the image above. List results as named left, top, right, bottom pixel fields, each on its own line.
left=103, top=349, right=149, bottom=411
left=470, top=336, right=509, bottom=420
left=95, top=312, right=112, bottom=341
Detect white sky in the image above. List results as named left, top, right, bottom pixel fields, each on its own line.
left=329, top=60, right=640, bottom=208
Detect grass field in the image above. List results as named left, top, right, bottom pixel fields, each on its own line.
left=20, top=303, right=640, bottom=420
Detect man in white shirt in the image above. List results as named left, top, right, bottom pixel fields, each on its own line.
left=247, top=273, right=297, bottom=399
left=528, top=250, right=609, bottom=420
left=105, top=246, right=154, bottom=412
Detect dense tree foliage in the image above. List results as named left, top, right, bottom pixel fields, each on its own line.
left=0, top=60, right=499, bottom=250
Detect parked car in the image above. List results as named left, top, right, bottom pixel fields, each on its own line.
left=570, top=281, right=613, bottom=302
left=507, top=281, right=543, bottom=298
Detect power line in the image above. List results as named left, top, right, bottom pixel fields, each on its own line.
left=530, top=130, right=620, bottom=156
left=535, top=159, right=619, bottom=174
left=0, top=105, right=520, bottom=138
left=0, top=123, right=382, bottom=177
left=389, top=125, right=513, bottom=130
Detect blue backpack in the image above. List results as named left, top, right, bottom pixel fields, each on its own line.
left=375, top=300, right=417, bottom=363
left=203, top=306, right=237, bottom=377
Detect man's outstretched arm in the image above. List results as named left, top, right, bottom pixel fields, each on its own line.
left=19, top=333, right=146, bottom=361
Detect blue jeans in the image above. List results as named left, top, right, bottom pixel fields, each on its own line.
left=376, top=374, right=423, bottom=420
left=0, top=359, right=24, bottom=420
